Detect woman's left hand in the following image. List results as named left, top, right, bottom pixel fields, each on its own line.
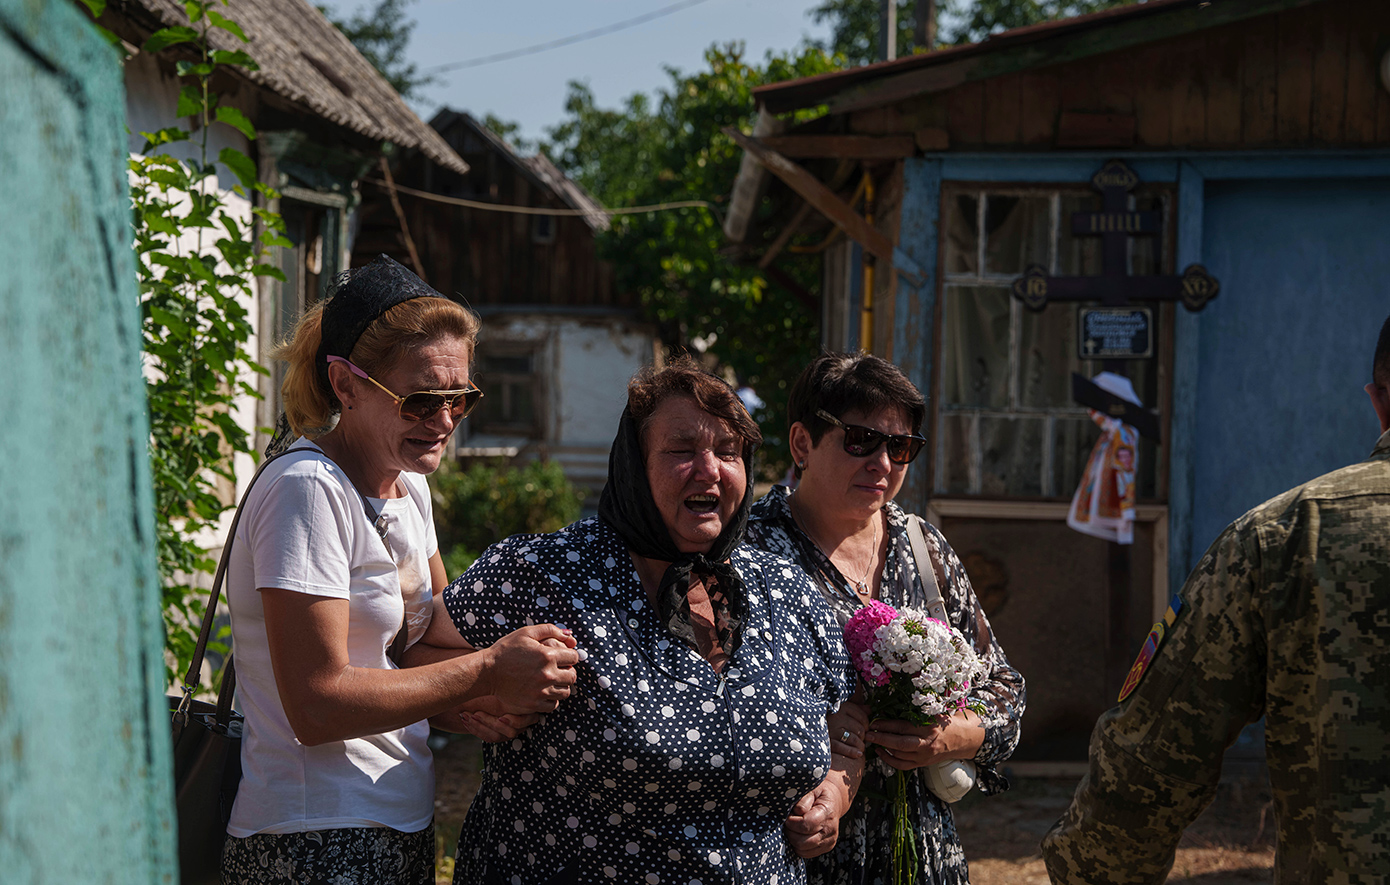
left=827, top=701, right=870, bottom=759
left=431, top=696, right=542, bottom=742
left=784, top=774, right=852, bottom=858
left=866, top=708, right=985, bottom=771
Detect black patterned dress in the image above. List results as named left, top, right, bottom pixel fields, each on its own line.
left=745, top=487, right=1026, bottom=885
left=442, top=516, right=856, bottom=885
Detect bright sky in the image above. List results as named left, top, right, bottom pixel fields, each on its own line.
left=319, top=0, right=835, bottom=147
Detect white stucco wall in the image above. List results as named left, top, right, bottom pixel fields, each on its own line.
left=124, top=51, right=260, bottom=546
left=553, top=321, right=654, bottom=445
left=467, top=313, right=658, bottom=496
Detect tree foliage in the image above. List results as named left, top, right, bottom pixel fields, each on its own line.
left=810, top=0, right=931, bottom=64
left=810, top=0, right=1141, bottom=63
left=544, top=44, right=843, bottom=477
left=944, top=0, right=1139, bottom=43
left=481, top=113, right=535, bottom=154
left=430, top=458, right=583, bottom=576
left=320, top=0, right=433, bottom=99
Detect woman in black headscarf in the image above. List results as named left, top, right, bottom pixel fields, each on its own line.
left=416, top=355, right=860, bottom=885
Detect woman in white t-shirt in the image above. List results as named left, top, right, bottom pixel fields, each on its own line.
left=221, top=256, right=579, bottom=885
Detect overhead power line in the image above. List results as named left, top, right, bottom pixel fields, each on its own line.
left=364, top=177, right=722, bottom=225
left=426, top=0, right=717, bottom=73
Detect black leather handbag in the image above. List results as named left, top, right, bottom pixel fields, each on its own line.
left=167, top=446, right=409, bottom=883
left=168, top=667, right=242, bottom=885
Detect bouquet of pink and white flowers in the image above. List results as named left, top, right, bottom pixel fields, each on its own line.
left=843, top=600, right=987, bottom=885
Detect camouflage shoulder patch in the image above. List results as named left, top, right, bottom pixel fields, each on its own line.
left=1118, top=592, right=1184, bottom=702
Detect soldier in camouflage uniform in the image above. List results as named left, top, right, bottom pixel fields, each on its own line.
left=1041, top=316, right=1390, bottom=884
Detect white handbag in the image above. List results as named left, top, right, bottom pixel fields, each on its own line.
left=921, top=759, right=976, bottom=804
left=905, top=516, right=978, bottom=805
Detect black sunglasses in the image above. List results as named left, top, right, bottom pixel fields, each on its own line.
left=816, top=409, right=926, bottom=464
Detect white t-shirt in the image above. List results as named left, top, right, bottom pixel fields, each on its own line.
left=225, top=442, right=438, bottom=836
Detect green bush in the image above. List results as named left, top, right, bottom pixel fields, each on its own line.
left=430, top=458, right=584, bottom=576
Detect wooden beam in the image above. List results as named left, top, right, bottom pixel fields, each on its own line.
left=724, top=127, right=899, bottom=271
left=758, top=202, right=815, bottom=269
left=914, top=127, right=950, bottom=150
left=378, top=156, right=425, bottom=279
left=723, top=108, right=784, bottom=244
left=758, top=134, right=916, bottom=159
left=1056, top=111, right=1137, bottom=147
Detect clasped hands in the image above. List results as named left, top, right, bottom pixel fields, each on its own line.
left=784, top=701, right=985, bottom=858
left=433, top=624, right=579, bottom=741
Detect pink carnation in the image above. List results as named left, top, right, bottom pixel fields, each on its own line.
left=843, top=600, right=898, bottom=685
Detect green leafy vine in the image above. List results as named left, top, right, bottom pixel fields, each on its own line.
left=84, top=0, right=288, bottom=686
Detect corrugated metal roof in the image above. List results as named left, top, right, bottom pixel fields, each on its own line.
left=120, top=0, right=468, bottom=174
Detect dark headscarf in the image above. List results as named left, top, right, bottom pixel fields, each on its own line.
left=313, top=254, right=444, bottom=397
left=597, top=405, right=754, bottom=666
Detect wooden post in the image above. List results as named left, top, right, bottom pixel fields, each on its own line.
left=379, top=156, right=426, bottom=280
left=0, top=1, right=175, bottom=881
left=915, top=0, right=936, bottom=51
left=880, top=0, right=897, bottom=61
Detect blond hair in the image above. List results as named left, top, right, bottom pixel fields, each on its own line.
left=275, top=297, right=481, bottom=438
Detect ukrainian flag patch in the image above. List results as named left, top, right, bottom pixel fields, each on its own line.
left=1118, top=593, right=1184, bottom=702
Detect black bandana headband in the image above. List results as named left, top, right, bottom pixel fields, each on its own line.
left=266, top=255, right=444, bottom=458
left=313, top=254, right=444, bottom=397
left=597, top=404, right=755, bottom=663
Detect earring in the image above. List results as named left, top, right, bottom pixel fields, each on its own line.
left=347, top=406, right=353, bottom=410
left=796, top=461, right=804, bottom=470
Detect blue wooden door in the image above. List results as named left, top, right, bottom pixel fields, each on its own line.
left=0, top=2, right=175, bottom=881
left=1190, top=177, right=1390, bottom=554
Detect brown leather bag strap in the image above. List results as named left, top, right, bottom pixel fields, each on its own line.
left=180, top=447, right=405, bottom=720
left=180, top=446, right=316, bottom=724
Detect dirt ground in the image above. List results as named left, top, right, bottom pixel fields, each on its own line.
left=430, top=735, right=1275, bottom=884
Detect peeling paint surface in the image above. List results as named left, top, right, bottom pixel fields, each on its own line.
left=0, top=2, right=174, bottom=881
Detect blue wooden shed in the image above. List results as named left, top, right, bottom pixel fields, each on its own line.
left=726, top=0, right=1390, bottom=759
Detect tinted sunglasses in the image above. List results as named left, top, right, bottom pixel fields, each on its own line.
left=816, top=409, right=926, bottom=464
left=327, top=355, right=483, bottom=422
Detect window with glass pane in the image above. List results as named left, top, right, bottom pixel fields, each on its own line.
left=936, top=186, right=1169, bottom=499
left=473, top=348, right=542, bottom=437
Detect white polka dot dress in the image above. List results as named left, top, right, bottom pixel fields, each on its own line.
left=442, top=516, right=854, bottom=885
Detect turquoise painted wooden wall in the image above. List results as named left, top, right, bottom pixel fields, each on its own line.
left=0, top=1, right=176, bottom=881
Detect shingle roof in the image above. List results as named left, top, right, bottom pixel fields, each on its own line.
left=521, top=153, right=609, bottom=232
left=119, top=0, right=468, bottom=174
left=431, top=109, right=608, bottom=231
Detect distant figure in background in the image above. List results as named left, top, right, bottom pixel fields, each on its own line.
left=1042, top=315, right=1390, bottom=883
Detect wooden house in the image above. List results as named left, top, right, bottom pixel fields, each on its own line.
left=355, top=110, right=659, bottom=498
left=726, top=0, right=1390, bottom=760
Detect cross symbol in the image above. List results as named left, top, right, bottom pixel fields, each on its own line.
left=1010, top=160, right=1219, bottom=313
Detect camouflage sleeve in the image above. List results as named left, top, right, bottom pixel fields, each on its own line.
left=1040, top=520, right=1267, bottom=884
left=926, top=523, right=1026, bottom=793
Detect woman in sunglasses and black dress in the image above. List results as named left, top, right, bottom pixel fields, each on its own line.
left=745, top=352, right=1026, bottom=885
left=221, top=256, right=578, bottom=885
